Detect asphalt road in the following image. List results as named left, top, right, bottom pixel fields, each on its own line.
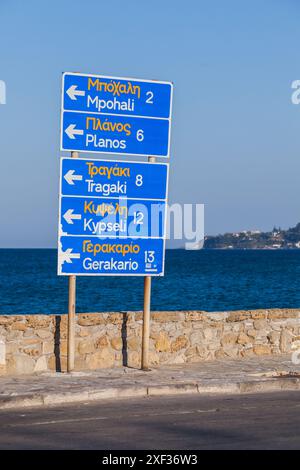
left=0, top=391, right=299, bottom=450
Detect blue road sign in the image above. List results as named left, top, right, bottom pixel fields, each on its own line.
left=58, top=157, right=168, bottom=276
left=62, top=73, right=172, bottom=118
left=61, top=157, right=168, bottom=199
left=60, top=72, right=173, bottom=157
left=61, top=111, right=170, bottom=157
left=58, top=237, right=164, bottom=276
left=60, top=196, right=166, bottom=238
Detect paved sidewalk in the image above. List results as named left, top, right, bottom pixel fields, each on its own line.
left=0, top=355, right=300, bottom=409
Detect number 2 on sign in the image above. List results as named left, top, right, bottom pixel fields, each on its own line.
left=146, top=91, right=154, bottom=104
left=133, top=211, right=144, bottom=225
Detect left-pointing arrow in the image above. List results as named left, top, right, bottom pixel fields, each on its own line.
left=63, top=209, right=82, bottom=224
left=64, top=170, right=83, bottom=185
left=65, top=124, right=84, bottom=139
left=60, top=248, right=80, bottom=264
left=66, top=85, right=85, bottom=100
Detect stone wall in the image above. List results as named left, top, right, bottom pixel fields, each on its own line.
left=0, top=309, right=299, bottom=375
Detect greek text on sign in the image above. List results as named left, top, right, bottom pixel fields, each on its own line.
left=58, top=237, right=165, bottom=276
left=61, top=157, right=168, bottom=199
left=58, top=157, right=168, bottom=276
left=61, top=197, right=166, bottom=238
left=60, top=72, right=173, bottom=157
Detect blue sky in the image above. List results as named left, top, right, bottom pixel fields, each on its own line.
left=0, top=0, right=300, bottom=247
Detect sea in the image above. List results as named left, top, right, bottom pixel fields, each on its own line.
left=1, top=249, right=300, bottom=315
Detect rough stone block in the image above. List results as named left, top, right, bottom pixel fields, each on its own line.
left=42, top=341, right=54, bottom=355
left=7, top=355, right=35, bottom=374
left=227, top=311, right=250, bottom=322
left=171, top=335, right=188, bottom=353
left=184, top=311, right=205, bottom=321
left=155, top=332, right=171, bottom=352
left=59, top=340, right=68, bottom=356
left=78, top=339, right=95, bottom=355
left=86, top=348, right=115, bottom=369
left=36, top=329, right=52, bottom=339
left=221, top=333, right=238, bottom=346
left=22, top=346, right=40, bottom=357
left=190, top=331, right=204, bottom=345
left=11, top=322, right=26, bottom=331
left=127, top=336, right=140, bottom=350
left=223, top=346, right=239, bottom=358
left=34, top=356, right=48, bottom=372
left=0, top=316, right=15, bottom=326
left=280, top=330, right=293, bottom=353
left=152, top=312, right=184, bottom=322
left=126, top=351, right=140, bottom=368
left=237, top=332, right=252, bottom=345
left=95, top=335, right=109, bottom=348
left=253, top=344, right=272, bottom=355
left=26, top=316, right=51, bottom=328
left=254, top=319, right=269, bottom=330
left=110, top=337, right=123, bottom=351
left=267, top=331, right=280, bottom=344
left=77, top=314, right=106, bottom=326
left=249, top=310, right=267, bottom=320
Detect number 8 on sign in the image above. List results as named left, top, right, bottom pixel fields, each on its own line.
left=136, top=175, right=143, bottom=186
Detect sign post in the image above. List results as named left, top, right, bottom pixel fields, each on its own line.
left=67, top=274, right=76, bottom=372
left=67, top=150, right=78, bottom=373
left=142, top=275, right=151, bottom=370
left=58, top=72, right=173, bottom=372
left=141, top=155, right=156, bottom=370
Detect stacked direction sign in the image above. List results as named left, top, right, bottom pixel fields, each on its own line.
left=58, top=72, right=173, bottom=277
left=60, top=72, right=172, bottom=157
left=58, top=158, right=168, bottom=275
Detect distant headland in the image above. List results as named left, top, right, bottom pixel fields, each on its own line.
left=204, top=222, right=300, bottom=249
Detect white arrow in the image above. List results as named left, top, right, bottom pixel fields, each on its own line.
left=64, top=169, right=83, bottom=185
left=66, top=85, right=85, bottom=100
left=60, top=248, right=80, bottom=264
left=63, top=209, right=82, bottom=224
left=65, top=124, right=84, bottom=139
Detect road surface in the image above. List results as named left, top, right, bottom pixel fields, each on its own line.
left=0, top=391, right=299, bottom=450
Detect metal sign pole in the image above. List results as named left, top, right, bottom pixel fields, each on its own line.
left=141, top=275, right=152, bottom=370
left=67, top=150, right=79, bottom=372
left=141, top=156, right=156, bottom=370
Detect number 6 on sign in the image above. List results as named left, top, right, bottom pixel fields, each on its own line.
left=136, top=129, right=144, bottom=141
